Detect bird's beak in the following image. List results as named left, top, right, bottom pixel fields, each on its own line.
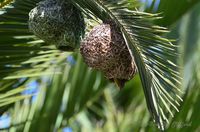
left=113, top=78, right=125, bottom=92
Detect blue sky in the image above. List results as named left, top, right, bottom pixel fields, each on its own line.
left=141, top=0, right=161, bottom=12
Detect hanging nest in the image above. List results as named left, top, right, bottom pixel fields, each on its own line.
left=80, top=20, right=137, bottom=90
left=28, top=0, right=86, bottom=51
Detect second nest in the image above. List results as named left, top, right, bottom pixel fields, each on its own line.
left=80, top=20, right=137, bottom=87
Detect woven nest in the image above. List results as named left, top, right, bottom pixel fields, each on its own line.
left=80, top=20, right=137, bottom=83
left=28, top=0, right=85, bottom=51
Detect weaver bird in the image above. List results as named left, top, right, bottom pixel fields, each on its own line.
left=113, top=78, right=127, bottom=92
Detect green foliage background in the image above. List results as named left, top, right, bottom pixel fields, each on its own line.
left=0, top=0, right=200, bottom=131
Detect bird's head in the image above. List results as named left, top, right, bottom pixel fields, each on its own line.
left=113, top=78, right=128, bottom=92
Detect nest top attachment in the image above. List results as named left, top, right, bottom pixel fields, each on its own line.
left=28, top=0, right=86, bottom=51
left=80, top=20, right=137, bottom=91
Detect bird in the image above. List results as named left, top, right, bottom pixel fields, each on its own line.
left=113, top=78, right=127, bottom=92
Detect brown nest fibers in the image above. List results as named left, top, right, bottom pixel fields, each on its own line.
left=80, top=20, right=137, bottom=91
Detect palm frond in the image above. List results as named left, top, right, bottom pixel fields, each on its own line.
left=0, top=51, right=110, bottom=132
left=70, top=0, right=182, bottom=130
left=144, top=0, right=200, bottom=27
left=0, top=2, right=111, bottom=131
left=0, top=0, right=15, bottom=10
left=166, top=4, right=200, bottom=131
left=0, top=86, right=35, bottom=107
left=0, top=0, right=70, bottom=111
left=1, top=0, right=194, bottom=131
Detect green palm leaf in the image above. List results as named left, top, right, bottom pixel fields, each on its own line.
left=0, top=1, right=110, bottom=131
left=144, top=0, right=200, bottom=27
left=0, top=0, right=15, bottom=10
left=1, top=0, right=197, bottom=131
left=68, top=0, right=183, bottom=130
left=0, top=0, right=70, bottom=118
